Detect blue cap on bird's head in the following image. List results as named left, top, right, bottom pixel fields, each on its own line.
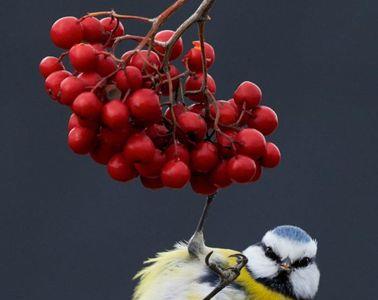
left=271, top=225, right=312, bottom=244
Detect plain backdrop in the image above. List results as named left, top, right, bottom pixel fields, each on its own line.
left=1, top=0, right=377, bottom=299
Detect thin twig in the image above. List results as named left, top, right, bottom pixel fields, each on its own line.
left=161, top=0, right=216, bottom=68
left=198, top=20, right=211, bottom=119
left=136, top=0, right=190, bottom=51
left=165, top=67, right=178, bottom=148
left=86, top=10, right=153, bottom=23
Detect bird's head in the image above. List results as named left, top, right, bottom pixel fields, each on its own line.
left=243, top=225, right=320, bottom=300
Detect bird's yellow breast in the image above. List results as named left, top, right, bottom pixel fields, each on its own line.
left=236, top=268, right=292, bottom=300
left=220, top=249, right=292, bottom=300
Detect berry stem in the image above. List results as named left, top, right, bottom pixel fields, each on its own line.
left=90, top=68, right=120, bottom=93
left=86, top=11, right=153, bottom=23
left=160, top=70, right=192, bottom=85
left=160, top=0, right=216, bottom=68
left=104, top=17, right=121, bottom=48
left=165, top=66, right=179, bottom=151
left=198, top=20, right=211, bottom=119
left=136, top=0, right=190, bottom=51
left=58, top=51, right=69, bottom=62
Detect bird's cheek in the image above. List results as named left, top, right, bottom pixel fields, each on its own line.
left=249, top=261, right=275, bottom=279
left=289, top=265, right=320, bottom=299
left=261, top=263, right=280, bottom=279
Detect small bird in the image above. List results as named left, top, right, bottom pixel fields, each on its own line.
left=132, top=197, right=320, bottom=300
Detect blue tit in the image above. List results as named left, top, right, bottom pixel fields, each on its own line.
left=132, top=224, right=320, bottom=300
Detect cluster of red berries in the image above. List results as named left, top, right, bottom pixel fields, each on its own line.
left=39, top=15, right=281, bottom=195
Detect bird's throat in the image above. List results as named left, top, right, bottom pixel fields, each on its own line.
left=235, top=268, right=294, bottom=300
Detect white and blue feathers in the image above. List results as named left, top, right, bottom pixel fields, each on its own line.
left=244, top=225, right=320, bottom=300
left=263, top=225, right=318, bottom=261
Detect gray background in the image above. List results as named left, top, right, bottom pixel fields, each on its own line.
left=1, top=0, right=377, bottom=299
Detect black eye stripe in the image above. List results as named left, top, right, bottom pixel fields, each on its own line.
left=262, top=244, right=281, bottom=263
left=260, top=243, right=315, bottom=268
left=292, top=257, right=314, bottom=268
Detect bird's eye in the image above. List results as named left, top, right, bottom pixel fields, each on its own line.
left=293, top=257, right=312, bottom=268
left=264, top=246, right=280, bottom=262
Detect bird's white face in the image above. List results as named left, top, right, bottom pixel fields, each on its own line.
left=243, top=225, right=320, bottom=300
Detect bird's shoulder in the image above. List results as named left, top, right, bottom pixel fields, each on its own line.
left=134, top=243, right=239, bottom=279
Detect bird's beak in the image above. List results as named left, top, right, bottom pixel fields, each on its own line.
left=280, top=257, right=292, bottom=272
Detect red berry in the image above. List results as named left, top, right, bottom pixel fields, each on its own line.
left=68, top=127, right=96, bottom=154
left=114, top=66, right=143, bottom=92
left=123, top=133, right=155, bottom=163
left=161, top=160, right=190, bottom=188
left=210, top=160, right=232, bottom=188
left=234, top=81, right=262, bottom=108
left=210, top=100, right=239, bottom=126
left=251, top=162, right=263, bottom=182
left=227, top=155, right=257, bottom=183
left=184, top=41, right=215, bottom=72
left=100, top=17, right=125, bottom=41
left=39, top=56, right=64, bottom=78
left=190, top=142, right=219, bottom=173
left=124, top=66, right=144, bottom=90
left=164, top=103, right=186, bottom=122
left=72, top=92, right=103, bottom=120
left=99, top=127, right=131, bottom=150
left=45, top=70, right=72, bottom=100
left=127, top=89, right=162, bottom=124
left=96, top=54, right=116, bottom=77
left=69, top=43, right=98, bottom=72
left=261, top=142, right=281, bottom=168
left=91, top=43, right=105, bottom=51
left=114, top=71, right=129, bottom=92
left=247, top=106, right=278, bottom=136
left=188, top=103, right=206, bottom=116
left=142, top=79, right=154, bottom=89
left=90, top=143, right=116, bottom=165
left=50, top=17, right=83, bottom=49
left=146, top=124, right=170, bottom=148
left=160, top=65, right=180, bottom=96
left=177, top=112, right=207, bottom=141
left=77, top=72, right=102, bottom=87
left=190, top=174, right=218, bottom=195
left=59, top=76, right=85, bottom=105
left=235, top=128, right=266, bottom=159
left=216, top=129, right=237, bottom=157
left=164, top=143, right=190, bottom=165
left=121, top=50, right=134, bottom=62
left=135, top=149, right=166, bottom=178
left=68, top=113, right=98, bottom=131
left=140, top=176, right=164, bottom=189
left=101, top=100, right=129, bottom=129
left=107, top=154, right=137, bottom=182
left=129, top=50, right=161, bottom=74
left=185, top=73, right=216, bottom=102
left=80, top=17, right=105, bottom=43
left=154, top=30, right=184, bottom=61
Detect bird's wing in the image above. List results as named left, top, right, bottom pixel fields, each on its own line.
left=132, top=242, right=203, bottom=300
left=132, top=243, right=247, bottom=300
